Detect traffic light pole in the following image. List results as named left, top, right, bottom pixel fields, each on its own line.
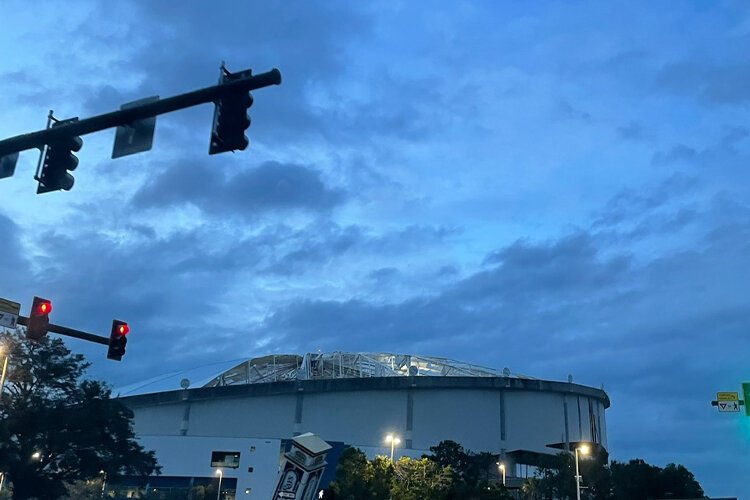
left=16, top=315, right=109, bottom=346
left=0, top=68, right=281, bottom=157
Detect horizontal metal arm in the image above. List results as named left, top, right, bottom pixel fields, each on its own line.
left=0, top=68, right=282, bottom=157
left=17, top=315, right=110, bottom=346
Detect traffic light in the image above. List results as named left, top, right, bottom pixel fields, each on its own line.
left=37, top=118, right=83, bottom=194
left=26, top=296, right=52, bottom=341
left=107, top=320, right=129, bottom=361
left=744, top=383, right=750, bottom=417
left=209, top=69, right=253, bottom=155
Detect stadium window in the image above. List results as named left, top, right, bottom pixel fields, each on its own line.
left=247, top=467, right=254, bottom=473
left=210, top=451, right=241, bottom=469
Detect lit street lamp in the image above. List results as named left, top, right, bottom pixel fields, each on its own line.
left=575, top=444, right=590, bottom=500
left=215, top=468, right=223, bottom=500
left=384, top=434, right=401, bottom=462
left=496, top=462, right=506, bottom=486
left=100, top=470, right=107, bottom=498
left=0, top=346, right=9, bottom=400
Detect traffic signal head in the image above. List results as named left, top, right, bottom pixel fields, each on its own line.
left=209, top=70, right=253, bottom=155
left=26, top=296, right=52, bottom=341
left=37, top=119, right=83, bottom=194
left=107, top=319, right=129, bottom=361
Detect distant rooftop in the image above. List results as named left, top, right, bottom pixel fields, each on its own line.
left=115, top=352, right=536, bottom=398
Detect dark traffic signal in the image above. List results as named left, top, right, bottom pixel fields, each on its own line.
left=26, top=296, right=52, bottom=341
left=209, top=68, right=253, bottom=155
left=37, top=118, right=83, bottom=194
left=107, top=320, right=129, bottom=361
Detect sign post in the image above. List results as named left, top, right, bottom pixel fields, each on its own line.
left=272, top=433, right=332, bottom=500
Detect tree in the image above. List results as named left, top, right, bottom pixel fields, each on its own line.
left=391, top=456, right=453, bottom=500
left=659, top=463, right=705, bottom=499
left=330, top=447, right=393, bottom=499
left=0, top=329, right=160, bottom=499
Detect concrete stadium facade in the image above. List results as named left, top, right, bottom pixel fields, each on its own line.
left=115, top=353, right=610, bottom=496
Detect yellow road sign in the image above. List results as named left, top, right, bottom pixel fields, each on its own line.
left=717, top=392, right=739, bottom=401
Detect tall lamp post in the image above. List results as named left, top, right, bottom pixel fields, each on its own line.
left=384, top=434, right=401, bottom=462
left=0, top=346, right=9, bottom=400
left=575, top=444, right=590, bottom=500
left=215, top=468, right=223, bottom=500
left=100, top=470, right=107, bottom=498
left=496, top=462, right=506, bottom=486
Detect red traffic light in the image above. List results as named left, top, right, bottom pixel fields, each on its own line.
left=27, top=296, right=52, bottom=341
left=34, top=299, right=52, bottom=316
left=117, top=323, right=130, bottom=336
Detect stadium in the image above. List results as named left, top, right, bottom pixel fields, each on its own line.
left=114, top=352, right=610, bottom=498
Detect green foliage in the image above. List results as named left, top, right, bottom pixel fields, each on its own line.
left=331, top=441, right=705, bottom=500
left=330, top=447, right=393, bottom=499
left=390, top=456, right=453, bottom=500
left=0, top=329, right=160, bottom=500
left=523, top=454, right=706, bottom=500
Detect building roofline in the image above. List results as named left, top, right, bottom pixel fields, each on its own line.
left=117, top=375, right=610, bottom=409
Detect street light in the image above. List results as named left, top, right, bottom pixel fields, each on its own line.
left=384, top=434, right=401, bottom=462
left=31, top=452, right=41, bottom=461
left=100, top=470, right=107, bottom=498
left=215, top=468, right=223, bottom=500
left=575, top=444, right=590, bottom=500
left=496, top=462, right=506, bottom=486
left=0, top=346, right=9, bottom=400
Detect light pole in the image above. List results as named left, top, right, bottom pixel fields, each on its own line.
left=0, top=347, right=9, bottom=400
left=100, top=470, right=107, bottom=498
left=496, top=462, right=506, bottom=486
left=215, top=468, right=223, bottom=500
left=575, top=444, right=590, bottom=500
left=384, top=434, right=401, bottom=462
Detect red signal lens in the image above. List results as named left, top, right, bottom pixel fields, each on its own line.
left=36, top=301, right=52, bottom=315
left=118, top=323, right=130, bottom=336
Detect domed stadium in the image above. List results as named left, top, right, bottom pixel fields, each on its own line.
left=114, top=352, right=609, bottom=498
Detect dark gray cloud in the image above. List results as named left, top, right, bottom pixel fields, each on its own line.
left=132, top=160, right=345, bottom=216
left=263, top=224, right=455, bottom=276
left=652, top=126, right=748, bottom=167
left=616, top=121, right=647, bottom=141
left=656, top=57, right=750, bottom=106
left=0, top=212, right=32, bottom=294
left=592, top=175, right=698, bottom=229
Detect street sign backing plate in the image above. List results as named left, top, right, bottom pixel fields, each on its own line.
left=112, top=96, right=159, bottom=159
left=0, top=153, right=19, bottom=179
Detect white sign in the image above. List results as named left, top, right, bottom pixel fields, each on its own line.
left=718, top=400, right=740, bottom=412
left=0, top=298, right=21, bottom=329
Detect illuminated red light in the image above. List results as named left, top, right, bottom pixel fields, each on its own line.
left=36, top=301, right=51, bottom=315
left=118, top=324, right=130, bottom=336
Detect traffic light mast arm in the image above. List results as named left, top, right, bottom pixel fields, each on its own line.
left=16, top=315, right=109, bottom=346
left=0, top=68, right=282, bottom=157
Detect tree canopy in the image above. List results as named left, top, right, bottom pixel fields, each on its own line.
left=0, top=328, right=159, bottom=499
left=329, top=440, right=707, bottom=500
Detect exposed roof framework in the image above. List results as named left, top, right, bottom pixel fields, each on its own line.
left=116, top=352, right=535, bottom=397
left=203, top=352, right=535, bottom=388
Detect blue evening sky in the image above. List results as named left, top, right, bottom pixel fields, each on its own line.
left=1, top=1, right=749, bottom=495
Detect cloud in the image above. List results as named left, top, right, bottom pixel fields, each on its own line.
left=132, top=160, right=346, bottom=216
left=656, top=58, right=750, bottom=106
left=651, top=127, right=748, bottom=167
left=616, top=121, right=647, bottom=141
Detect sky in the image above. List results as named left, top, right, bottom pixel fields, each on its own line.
left=1, top=0, right=749, bottom=495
